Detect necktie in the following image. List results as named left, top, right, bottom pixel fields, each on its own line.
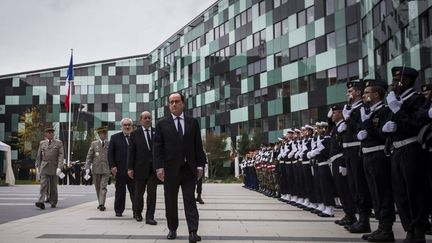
left=125, top=135, right=130, bottom=145
left=177, top=117, right=183, bottom=140
left=102, top=141, right=105, bottom=147
left=145, top=128, right=151, bottom=150
left=49, top=140, right=52, bottom=145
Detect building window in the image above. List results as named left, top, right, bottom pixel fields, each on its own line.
left=306, top=6, right=314, bottom=24
left=327, top=68, right=337, bottom=86
left=102, top=103, right=108, bottom=112
left=297, top=10, right=306, bottom=28
left=259, top=1, right=265, bottom=16
left=326, top=31, right=336, bottom=50
left=253, top=29, right=266, bottom=47
left=420, top=10, right=431, bottom=41
left=274, top=21, right=282, bottom=38
left=346, top=0, right=357, bottom=7
left=274, top=52, right=282, bottom=68
left=326, top=0, right=335, bottom=16
left=307, top=40, right=316, bottom=57
left=235, top=38, right=247, bottom=55
left=274, top=0, right=281, bottom=8
left=347, top=23, right=359, bottom=44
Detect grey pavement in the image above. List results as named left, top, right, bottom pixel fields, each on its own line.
left=0, top=184, right=430, bottom=242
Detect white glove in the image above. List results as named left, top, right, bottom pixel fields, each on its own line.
left=386, top=91, right=402, bottom=114
left=337, top=122, right=347, bottom=133
left=84, top=174, right=91, bottom=181
left=311, top=149, right=320, bottom=157
left=360, top=107, right=372, bottom=122
left=85, top=169, right=90, bottom=175
left=382, top=121, right=397, bottom=133
left=339, top=166, right=347, bottom=176
left=307, top=151, right=312, bottom=159
left=357, top=130, right=368, bottom=140
left=56, top=168, right=62, bottom=176
left=288, top=150, right=295, bottom=159
left=428, top=107, right=432, bottom=119
left=342, top=104, right=353, bottom=120
left=327, top=108, right=333, bottom=118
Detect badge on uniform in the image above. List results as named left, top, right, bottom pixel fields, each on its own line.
left=372, top=117, right=379, bottom=127
left=95, top=152, right=100, bottom=157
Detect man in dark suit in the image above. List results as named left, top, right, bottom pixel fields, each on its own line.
left=108, top=118, right=135, bottom=217
left=154, top=92, right=206, bottom=243
left=128, top=111, right=158, bottom=225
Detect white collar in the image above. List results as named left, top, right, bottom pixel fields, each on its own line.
left=369, top=100, right=384, bottom=112
left=171, top=112, right=184, bottom=120
left=142, top=126, right=151, bottom=132
left=352, top=99, right=363, bottom=109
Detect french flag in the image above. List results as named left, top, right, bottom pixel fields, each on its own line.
left=65, top=54, right=73, bottom=112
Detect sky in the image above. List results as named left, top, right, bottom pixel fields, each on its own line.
left=0, top=0, right=216, bottom=76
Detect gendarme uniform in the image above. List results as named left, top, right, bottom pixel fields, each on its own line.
left=35, top=128, right=64, bottom=208
left=85, top=127, right=110, bottom=209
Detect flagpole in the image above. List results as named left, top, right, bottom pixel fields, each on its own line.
left=67, top=48, right=73, bottom=168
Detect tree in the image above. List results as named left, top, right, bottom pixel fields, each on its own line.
left=11, top=105, right=47, bottom=160
left=236, top=129, right=250, bottom=158
left=204, top=132, right=230, bottom=178
left=249, top=128, right=262, bottom=151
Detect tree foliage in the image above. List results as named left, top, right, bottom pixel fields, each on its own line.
left=236, top=129, right=250, bottom=157
left=204, top=132, right=230, bottom=178
left=11, top=106, right=46, bottom=160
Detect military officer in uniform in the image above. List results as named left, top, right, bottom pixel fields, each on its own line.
left=35, top=126, right=64, bottom=209
left=383, top=67, right=430, bottom=243
left=357, top=80, right=395, bottom=242
left=85, top=126, right=111, bottom=211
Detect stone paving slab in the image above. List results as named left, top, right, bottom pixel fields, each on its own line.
left=0, top=183, right=430, bottom=243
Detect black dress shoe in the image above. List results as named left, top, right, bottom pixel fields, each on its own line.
left=97, top=205, right=101, bottom=209
left=146, top=219, right=157, bottom=225
left=135, top=214, right=143, bottom=222
left=167, top=230, right=177, bottom=240
left=51, top=204, right=56, bottom=208
left=115, top=212, right=122, bottom=217
left=35, top=202, right=45, bottom=209
left=318, top=212, right=334, bottom=218
left=196, top=197, right=205, bottom=204
left=99, top=205, right=106, bottom=211
left=189, top=231, right=202, bottom=242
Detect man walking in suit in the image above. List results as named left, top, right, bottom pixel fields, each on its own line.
left=154, top=92, right=206, bottom=243
left=85, top=126, right=111, bottom=211
left=128, top=111, right=158, bottom=225
left=35, top=126, right=64, bottom=209
left=108, top=118, right=135, bottom=217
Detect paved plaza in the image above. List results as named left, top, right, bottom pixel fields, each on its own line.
left=0, top=184, right=430, bottom=242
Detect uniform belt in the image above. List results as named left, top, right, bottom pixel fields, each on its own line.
left=318, top=161, right=331, bottom=166
left=279, top=161, right=285, bottom=164
left=362, top=145, right=385, bottom=154
left=301, top=160, right=310, bottom=165
left=286, top=161, right=292, bottom=164
left=393, top=136, right=417, bottom=149
left=342, top=141, right=361, bottom=148
left=329, top=153, right=343, bottom=162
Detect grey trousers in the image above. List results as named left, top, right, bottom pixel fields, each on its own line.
left=38, top=174, right=58, bottom=205
left=93, top=173, right=110, bottom=206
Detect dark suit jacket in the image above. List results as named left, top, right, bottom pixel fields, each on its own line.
left=108, top=132, right=129, bottom=178
left=153, top=114, right=206, bottom=176
left=128, top=127, right=155, bottom=180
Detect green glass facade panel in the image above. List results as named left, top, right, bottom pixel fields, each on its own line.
left=109, top=84, right=122, bottom=94
left=200, top=117, right=206, bottom=129
left=230, top=106, right=249, bottom=123
left=268, top=98, right=283, bottom=117
left=289, top=26, right=306, bottom=48
left=305, top=0, right=313, bottom=8
left=209, top=114, right=215, bottom=127
left=306, top=24, right=315, bottom=41
left=282, top=62, right=299, bottom=81
left=12, top=77, right=20, bottom=87
left=252, top=14, right=266, bottom=33
left=290, top=92, right=308, bottom=112
left=224, top=85, right=230, bottom=98
left=247, top=77, right=254, bottom=92
left=241, top=78, right=248, bottom=94
left=122, top=94, right=130, bottom=102
left=314, top=18, right=325, bottom=38
left=316, top=49, right=337, bottom=73
left=254, top=103, right=261, bottom=119
left=410, top=45, right=421, bottom=70
left=336, top=46, right=347, bottom=66
left=115, top=93, right=122, bottom=103
left=122, top=75, right=130, bottom=84
left=280, top=35, right=289, bottom=50
left=273, top=37, right=282, bottom=53
left=326, top=83, right=346, bottom=104
left=19, top=95, right=32, bottom=105
left=334, top=9, right=346, bottom=30
left=108, top=67, right=116, bottom=76
left=108, top=112, right=116, bottom=122
left=260, top=72, right=268, bottom=88
left=266, top=39, right=274, bottom=56
left=268, top=68, right=282, bottom=86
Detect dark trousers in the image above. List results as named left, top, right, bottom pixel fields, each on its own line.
left=293, top=162, right=304, bottom=197
left=332, top=156, right=356, bottom=216
left=279, top=163, right=287, bottom=194
left=196, top=176, right=203, bottom=196
left=302, top=163, right=316, bottom=202
left=391, top=144, right=430, bottom=232
left=134, top=174, right=157, bottom=220
left=318, top=164, right=335, bottom=206
left=285, top=162, right=294, bottom=195
left=344, top=146, right=372, bottom=214
left=312, top=166, right=322, bottom=204
left=164, top=165, right=199, bottom=233
left=114, top=175, right=135, bottom=214
left=363, top=151, right=395, bottom=222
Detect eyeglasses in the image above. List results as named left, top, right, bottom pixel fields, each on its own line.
left=122, top=124, right=132, bottom=127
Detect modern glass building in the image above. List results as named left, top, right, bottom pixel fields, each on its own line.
left=1, top=0, right=432, bottom=161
